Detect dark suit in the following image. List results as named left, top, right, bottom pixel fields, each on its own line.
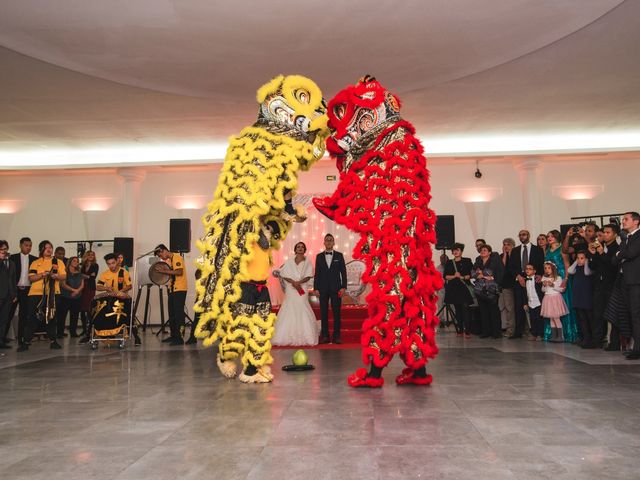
left=617, top=230, right=640, bottom=352
left=8, top=253, right=37, bottom=344
left=508, top=243, right=544, bottom=337
left=0, top=259, right=17, bottom=345
left=589, top=240, right=619, bottom=345
left=314, top=250, right=347, bottom=341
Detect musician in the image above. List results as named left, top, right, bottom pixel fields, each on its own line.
left=95, top=253, right=141, bottom=345
left=154, top=244, right=187, bottom=346
left=0, top=240, right=16, bottom=349
left=18, top=240, right=66, bottom=352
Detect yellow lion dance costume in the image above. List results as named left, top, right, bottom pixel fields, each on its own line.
left=194, top=75, right=328, bottom=383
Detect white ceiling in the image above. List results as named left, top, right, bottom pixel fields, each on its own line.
left=1, top=0, right=639, bottom=168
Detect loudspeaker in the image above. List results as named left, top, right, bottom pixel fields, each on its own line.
left=113, top=237, right=134, bottom=267
left=435, top=215, right=455, bottom=250
left=170, top=218, right=191, bottom=253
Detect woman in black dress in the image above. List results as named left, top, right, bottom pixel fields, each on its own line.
left=443, top=243, right=474, bottom=336
left=473, top=244, right=504, bottom=338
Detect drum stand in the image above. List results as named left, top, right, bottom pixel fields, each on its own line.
left=132, top=284, right=167, bottom=333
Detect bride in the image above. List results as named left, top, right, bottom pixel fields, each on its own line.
left=272, top=242, right=319, bottom=345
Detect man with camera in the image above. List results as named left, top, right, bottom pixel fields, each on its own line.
left=589, top=223, right=620, bottom=349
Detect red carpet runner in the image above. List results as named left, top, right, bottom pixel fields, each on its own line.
left=271, top=304, right=367, bottom=349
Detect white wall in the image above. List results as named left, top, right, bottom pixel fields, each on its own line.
left=2, top=155, right=639, bottom=318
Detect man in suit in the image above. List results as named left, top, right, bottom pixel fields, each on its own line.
left=0, top=240, right=17, bottom=349
left=8, top=237, right=37, bottom=347
left=589, top=223, right=620, bottom=349
left=508, top=229, right=544, bottom=339
left=313, top=234, right=347, bottom=344
left=617, top=212, right=640, bottom=360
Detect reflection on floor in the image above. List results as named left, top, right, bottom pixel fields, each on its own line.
left=1, top=330, right=640, bottom=480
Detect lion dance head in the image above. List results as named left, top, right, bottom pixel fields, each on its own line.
left=255, top=74, right=329, bottom=169
left=326, top=75, right=401, bottom=169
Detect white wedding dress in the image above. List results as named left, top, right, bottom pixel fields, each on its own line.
left=272, top=257, right=319, bottom=346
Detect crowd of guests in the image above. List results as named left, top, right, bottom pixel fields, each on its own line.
left=0, top=238, right=143, bottom=351
left=440, top=211, right=640, bottom=359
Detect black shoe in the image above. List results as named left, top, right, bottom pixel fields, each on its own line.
left=0, top=343, right=11, bottom=349
left=79, top=336, right=90, bottom=344
left=70, top=332, right=79, bottom=338
left=50, top=341, right=62, bottom=350
left=161, top=336, right=173, bottom=343
left=333, top=338, right=342, bottom=344
left=581, top=343, right=596, bottom=349
left=169, top=338, right=184, bottom=346
left=185, top=337, right=197, bottom=345
left=492, top=335, right=502, bottom=339
left=319, top=337, right=330, bottom=344
left=17, top=344, right=29, bottom=352
left=625, top=352, right=640, bottom=360
left=134, top=335, right=142, bottom=346
left=604, top=345, right=620, bottom=351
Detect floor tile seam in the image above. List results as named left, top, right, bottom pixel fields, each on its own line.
left=466, top=414, right=602, bottom=446
left=456, top=415, right=495, bottom=450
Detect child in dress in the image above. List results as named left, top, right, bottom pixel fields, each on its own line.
left=541, top=261, right=569, bottom=343
left=523, top=263, right=544, bottom=341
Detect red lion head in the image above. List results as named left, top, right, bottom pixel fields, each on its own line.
left=326, top=75, right=402, bottom=170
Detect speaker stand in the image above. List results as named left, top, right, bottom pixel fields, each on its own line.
left=436, top=303, right=458, bottom=331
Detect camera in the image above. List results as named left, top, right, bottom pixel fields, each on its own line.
left=474, top=168, right=482, bottom=179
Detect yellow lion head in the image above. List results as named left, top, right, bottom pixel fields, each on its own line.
left=255, top=75, right=328, bottom=167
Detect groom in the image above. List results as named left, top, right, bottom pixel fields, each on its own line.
left=314, top=234, right=347, bottom=344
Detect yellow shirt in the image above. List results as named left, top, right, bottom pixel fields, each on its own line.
left=28, top=258, right=67, bottom=296
left=170, top=252, right=187, bottom=293
left=246, top=243, right=271, bottom=281
left=97, top=267, right=131, bottom=292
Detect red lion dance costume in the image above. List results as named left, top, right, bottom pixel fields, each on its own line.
left=314, top=76, right=443, bottom=388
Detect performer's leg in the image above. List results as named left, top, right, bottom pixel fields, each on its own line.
left=169, top=291, right=186, bottom=345
left=167, top=293, right=178, bottom=340
left=239, top=285, right=275, bottom=383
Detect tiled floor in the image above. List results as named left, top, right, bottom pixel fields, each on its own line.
left=1, top=331, right=640, bottom=479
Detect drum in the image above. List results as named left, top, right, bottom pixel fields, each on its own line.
left=91, top=294, right=132, bottom=337
left=149, top=261, right=171, bottom=286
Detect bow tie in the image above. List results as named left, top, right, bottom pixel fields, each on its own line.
left=526, top=277, right=534, bottom=281
left=325, top=252, right=333, bottom=256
